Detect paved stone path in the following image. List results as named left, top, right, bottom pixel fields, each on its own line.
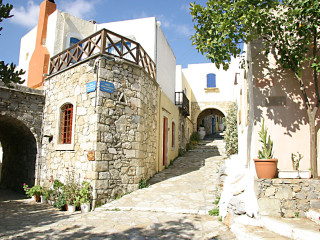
left=0, top=140, right=236, bottom=239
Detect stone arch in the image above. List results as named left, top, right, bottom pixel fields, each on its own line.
left=195, top=107, right=226, bottom=138
left=0, top=115, right=38, bottom=192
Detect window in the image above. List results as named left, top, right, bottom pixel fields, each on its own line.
left=69, top=37, right=81, bottom=63
left=171, top=122, right=175, bottom=148
left=108, top=42, right=132, bottom=61
left=60, top=104, right=73, bottom=144
left=207, top=73, right=216, bottom=88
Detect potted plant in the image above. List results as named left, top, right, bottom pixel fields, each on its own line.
left=254, top=118, right=278, bottom=179
left=63, top=174, right=80, bottom=213
left=79, top=181, right=92, bottom=213
left=23, top=183, right=43, bottom=202
left=278, top=152, right=311, bottom=178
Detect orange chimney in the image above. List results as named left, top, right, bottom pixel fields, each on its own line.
left=27, top=0, right=56, bottom=89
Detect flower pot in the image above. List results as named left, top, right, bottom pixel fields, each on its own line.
left=198, top=127, right=206, bottom=140
left=66, top=204, right=76, bottom=213
left=40, top=195, right=47, bottom=204
left=34, top=194, right=41, bottom=202
left=81, top=203, right=90, bottom=213
left=254, top=158, right=278, bottom=179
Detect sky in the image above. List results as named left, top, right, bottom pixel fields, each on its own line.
left=0, top=0, right=211, bottom=69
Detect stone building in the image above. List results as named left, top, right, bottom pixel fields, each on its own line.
left=0, top=0, right=240, bottom=204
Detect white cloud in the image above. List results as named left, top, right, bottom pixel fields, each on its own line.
left=10, top=1, right=40, bottom=28
left=60, top=0, right=99, bottom=19
left=180, top=3, right=190, bottom=13
left=157, top=15, right=193, bottom=37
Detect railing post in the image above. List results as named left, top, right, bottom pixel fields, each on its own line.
left=100, top=29, right=106, bottom=54
left=136, top=44, right=140, bottom=65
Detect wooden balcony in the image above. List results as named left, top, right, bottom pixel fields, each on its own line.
left=49, top=28, right=156, bottom=80
left=175, top=92, right=190, bottom=117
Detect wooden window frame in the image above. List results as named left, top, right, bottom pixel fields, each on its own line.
left=55, top=98, right=76, bottom=151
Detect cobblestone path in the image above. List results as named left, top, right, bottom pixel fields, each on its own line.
left=0, top=140, right=236, bottom=239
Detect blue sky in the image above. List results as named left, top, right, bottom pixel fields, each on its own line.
left=0, top=0, right=210, bottom=68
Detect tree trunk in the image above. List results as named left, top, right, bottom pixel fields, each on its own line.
left=307, top=107, right=318, bottom=178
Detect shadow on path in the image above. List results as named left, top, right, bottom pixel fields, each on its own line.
left=0, top=191, right=69, bottom=239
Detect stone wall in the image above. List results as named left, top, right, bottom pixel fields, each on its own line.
left=41, top=56, right=158, bottom=204
left=0, top=82, right=44, bottom=191
left=256, top=179, right=320, bottom=218
left=191, top=101, right=233, bottom=132
left=95, top=59, right=158, bottom=202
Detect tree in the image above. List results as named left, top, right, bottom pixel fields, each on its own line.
left=191, top=0, right=320, bottom=177
left=0, top=0, right=25, bottom=86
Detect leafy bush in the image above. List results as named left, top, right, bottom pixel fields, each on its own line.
left=23, top=184, right=43, bottom=197
left=224, top=102, right=238, bottom=156
left=138, top=179, right=149, bottom=189
left=190, top=132, right=200, bottom=142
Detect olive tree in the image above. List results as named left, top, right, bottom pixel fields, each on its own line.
left=191, top=0, right=320, bottom=177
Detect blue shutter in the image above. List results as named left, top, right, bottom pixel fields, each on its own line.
left=69, top=37, right=81, bottom=63
left=70, top=37, right=80, bottom=46
left=207, top=73, right=216, bottom=88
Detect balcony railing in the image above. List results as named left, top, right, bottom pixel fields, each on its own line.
left=49, top=28, right=156, bottom=80
left=175, top=92, right=190, bottom=117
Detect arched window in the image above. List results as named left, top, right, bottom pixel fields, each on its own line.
left=207, top=73, right=216, bottom=88
left=171, top=121, right=175, bottom=148
left=60, top=104, right=73, bottom=144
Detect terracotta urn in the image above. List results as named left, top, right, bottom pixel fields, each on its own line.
left=253, top=158, right=278, bottom=179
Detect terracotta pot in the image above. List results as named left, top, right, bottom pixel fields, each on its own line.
left=34, top=194, right=41, bottom=202
left=254, top=158, right=278, bottom=179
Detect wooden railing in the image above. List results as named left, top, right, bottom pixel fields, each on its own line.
left=175, top=92, right=190, bottom=117
left=49, top=28, right=156, bottom=80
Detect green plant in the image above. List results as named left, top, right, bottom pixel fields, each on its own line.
left=224, top=102, right=238, bottom=156
left=213, top=196, right=220, bottom=205
left=138, top=179, right=149, bottom=189
left=258, top=118, right=274, bottom=159
left=218, top=216, right=223, bottom=222
left=295, top=212, right=299, bottom=218
left=63, top=173, right=80, bottom=206
left=190, top=132, right=200, bottom=142
left=79, top=181, right=92, bottom=204
left=44, top=189, right=54, bottom=200
left=292, top=152, right=303, bottom=171
left=53, top=193, right=66, bottom=210
left=209, top=208, right=219, bottom=216
left=23, top=184, right=43, bottom=197
left=178, top=148, right=185, bottom=156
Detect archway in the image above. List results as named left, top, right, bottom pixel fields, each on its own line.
left=0, top=116, right=37, bottom=193
left=197, top=108, right=225, bottom=138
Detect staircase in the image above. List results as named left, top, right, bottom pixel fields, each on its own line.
left=190, top=139, right=226, bottom=156
left=230, top=210, right=320, bottom=240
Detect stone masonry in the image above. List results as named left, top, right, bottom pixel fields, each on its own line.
left=191, top=101, right=233, bottom=132
left=256, top=178, right=320, bottom=218
left=0, top=82, right=44, bottom=191
left=40, top=56, right=158, bottom=204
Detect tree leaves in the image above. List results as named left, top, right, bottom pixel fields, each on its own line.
left=0, top=1, right=25, bottom=86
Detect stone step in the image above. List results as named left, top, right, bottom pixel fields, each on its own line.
left=231, top=223, right=290, bottom=240
left=231, top=215, right=320, bottom=240
left=305, top=208, right=320, bottom=225
left=261, top=216, right=320, bottom=239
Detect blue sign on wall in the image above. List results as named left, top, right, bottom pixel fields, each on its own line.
left=87, top=81, right=97, bottom=93
left=100, top=81, right=115, bottom=93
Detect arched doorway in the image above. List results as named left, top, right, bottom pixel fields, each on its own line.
left=197, top=108, right=225, bottom=138
left=0, top=116, right=37, bottom=192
